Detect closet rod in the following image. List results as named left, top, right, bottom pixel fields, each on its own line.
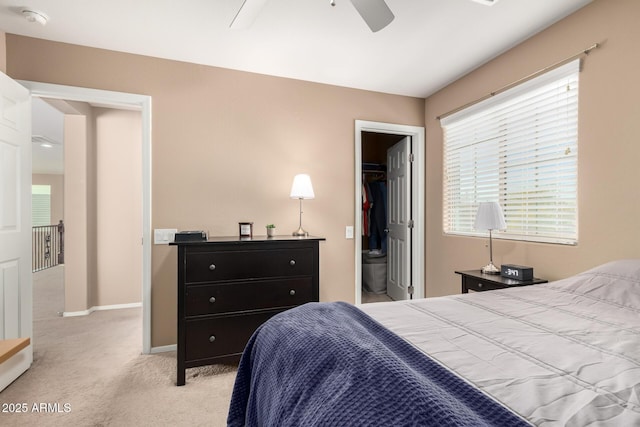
left=436, top=42, right=600, bottom=121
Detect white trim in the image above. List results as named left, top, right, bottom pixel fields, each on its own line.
left=354, top=120, right=425, bottom=304
left=150, top=344, right=177, bottom=354
left=17, top=80, right=153, bottom=354
left=449, top=231, right=578, bottom=246
left=62, top=302, right=142, bottom=317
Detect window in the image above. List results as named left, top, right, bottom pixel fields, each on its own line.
left=441, top=59, right=579, bottom=245
left=32, top=185, right=51, bottom=226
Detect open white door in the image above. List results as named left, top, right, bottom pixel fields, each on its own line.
left=386, top=137, right=411, bottom=301
left=0, top=72, right=32, bottom=391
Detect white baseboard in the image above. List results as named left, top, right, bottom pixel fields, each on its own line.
left=63, top=302, right=142, bottom=317
left=150, top=344, right=176, bottom=354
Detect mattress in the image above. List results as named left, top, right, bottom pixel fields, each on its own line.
left=360, top=259, right=640, bottom=426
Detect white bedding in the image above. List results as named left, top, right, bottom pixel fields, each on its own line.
left=360, top=259, right=640, bottom=426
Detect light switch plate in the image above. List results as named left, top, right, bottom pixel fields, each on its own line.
left=345, top=226, right=354, bottom=239
left=154, top=228, right=177, bottom=244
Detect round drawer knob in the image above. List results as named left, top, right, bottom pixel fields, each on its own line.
left=289, top=290, right=296, bottom=296
left=209, top=296, right=216, bottom=303
left=289, top=260, right=296, bottom=266
left=478, top=283, right=483, bottom=288
left=209, top=335, right=216, bottom=343
left=209, top=264, right=216, bottom=271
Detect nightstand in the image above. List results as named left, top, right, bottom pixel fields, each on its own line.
left=455, top=270, right=547, bottom=294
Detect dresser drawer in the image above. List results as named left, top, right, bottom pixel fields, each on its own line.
left=185, top=311, right=279, bottom=361
left=185, top=248, right=313, bottom=283
left=463, top=277, right=503, bottom=292
left=185, top=277, right=314, bottom=316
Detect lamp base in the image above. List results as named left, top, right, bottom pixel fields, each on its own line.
left=292, top=226, right=309, bottom=237
left=481, top=262, right=501, bottom=274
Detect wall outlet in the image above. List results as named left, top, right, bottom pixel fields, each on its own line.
left=345, top=226, right=354, bottom=239
left=154, top=228, right=177, bottom=244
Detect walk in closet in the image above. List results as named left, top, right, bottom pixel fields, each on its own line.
left=361, top=132, right=406, bottom=303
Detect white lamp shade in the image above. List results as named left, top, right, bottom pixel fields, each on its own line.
left=290, top=174, right=315, bottom=199
left=474, top=201, right=506, bottom=231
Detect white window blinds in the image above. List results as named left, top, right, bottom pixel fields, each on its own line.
left=441, top=59, right=579, bottom=245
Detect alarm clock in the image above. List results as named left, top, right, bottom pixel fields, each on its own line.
left=500, top=264, right=533, bottom=281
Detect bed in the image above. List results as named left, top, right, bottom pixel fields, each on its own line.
left=227, top=259, right=640, bottom=426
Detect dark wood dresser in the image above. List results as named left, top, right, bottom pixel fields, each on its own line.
left=171, top=236, right=324, bottom=386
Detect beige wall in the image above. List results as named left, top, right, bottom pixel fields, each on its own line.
left=61, top=103, right=143, bottom=313
left=424, top=0, right=640, bottom=296
left=5, top=36, right=424, bottom=346
left=32, top=174, right=64, bottom=224
left=64, top=111, right=91, bottom=313
left=94, top=108, right=142, bottom=306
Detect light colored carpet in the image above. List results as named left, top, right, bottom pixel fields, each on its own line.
left=1, top=266, right=238, bottom=426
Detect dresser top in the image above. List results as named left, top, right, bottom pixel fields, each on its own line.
left=170, top=235, right=325, bottom=246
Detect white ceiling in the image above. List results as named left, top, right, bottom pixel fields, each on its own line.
left=31, top=97, right=64, bottom=174
left=1, top=0, right=592, bottom=98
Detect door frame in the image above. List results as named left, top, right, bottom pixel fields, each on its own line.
left=18, top=80, right=153, bottom=354
left=354, top=120, right=425, bottom=304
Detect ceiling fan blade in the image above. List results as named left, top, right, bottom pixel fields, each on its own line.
left=350, top=0, right=395, bottom=32
left=230, top=0, right=269, bottom=29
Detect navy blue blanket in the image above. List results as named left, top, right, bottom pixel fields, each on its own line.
left=227, top=302, right=529, bottom=427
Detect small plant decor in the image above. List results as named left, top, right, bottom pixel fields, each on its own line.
left=266, top=224, right=276, bottom=237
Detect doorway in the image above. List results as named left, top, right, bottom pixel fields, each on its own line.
left=19, top=80, right=153, bottom=354
left=355, top=120, right=425, bottom=305
left=32, top=98, right=143, bottom=318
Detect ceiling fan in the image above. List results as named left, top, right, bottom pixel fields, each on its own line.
left=230, top=0, right=395, bottom=33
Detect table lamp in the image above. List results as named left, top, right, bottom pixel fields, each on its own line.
left=290, top=174, right=315, bottom=237
left=474, top=201, right=506, bottom=274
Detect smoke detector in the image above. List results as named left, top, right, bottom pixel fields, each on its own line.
left=22, top=9, right=49, bottom=25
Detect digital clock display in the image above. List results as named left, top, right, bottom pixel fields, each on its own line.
left=500, top=264, right=533, bottom=281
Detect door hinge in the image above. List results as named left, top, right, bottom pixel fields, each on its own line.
left=408, top=285, right=414, bottom=296
left=408, top=220, right=414, bottom=229
left=409, top=153, right=415, bottom=162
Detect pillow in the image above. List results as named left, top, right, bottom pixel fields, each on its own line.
left=547, top=259, right=640, bottom=309
left=581, top=259, right=640, bottom=281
